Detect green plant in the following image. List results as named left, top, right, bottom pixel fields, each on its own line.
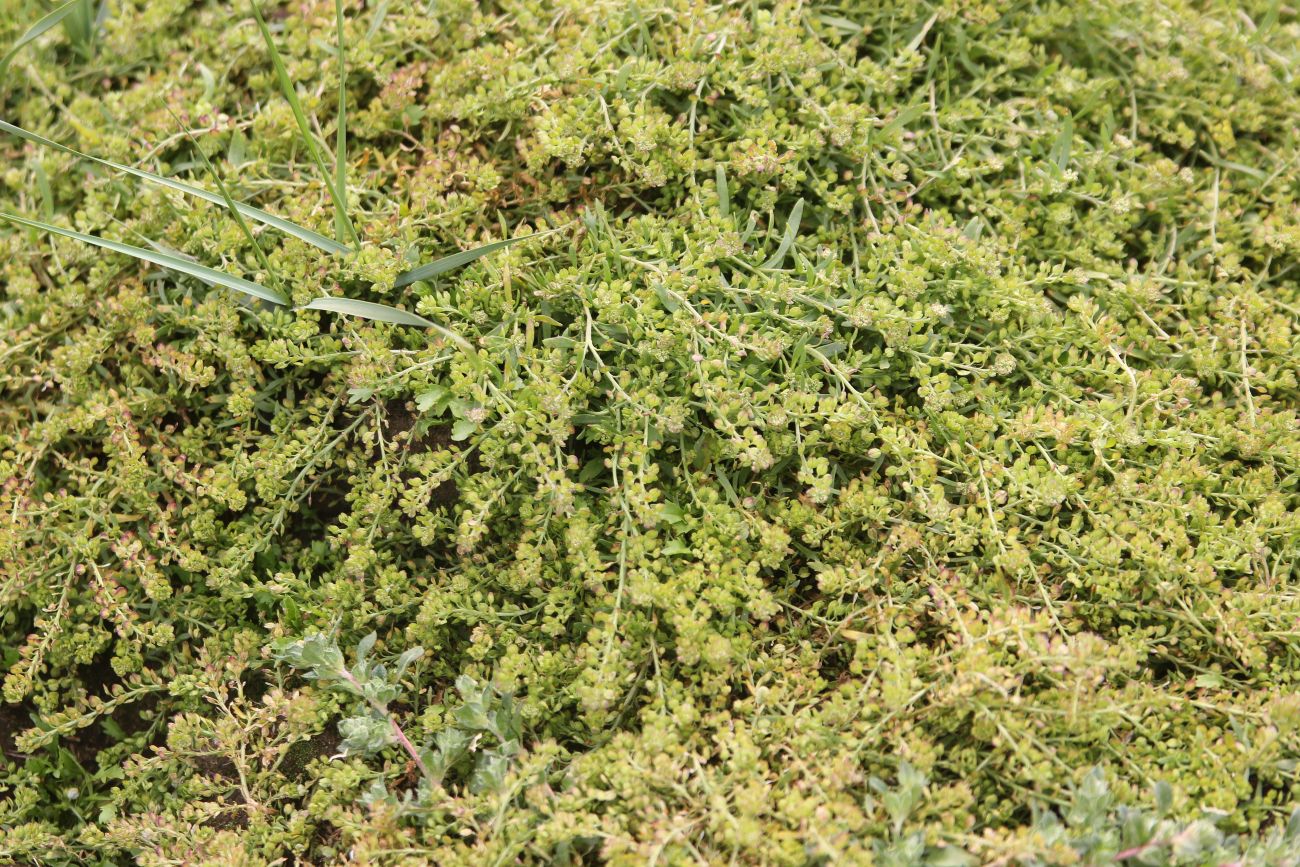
left=0, top=0, right=549, bottom=344
left=1, top=0, right=1298, bottom=863
left=58, top=0, right=104, bottom=60
left=247, top=0, right=357, bottom=249
left=272, top=632, right=524, bottom=802
left=271, top=633, right=428, bottom=770
left=0, top=2, right=88, bottom=88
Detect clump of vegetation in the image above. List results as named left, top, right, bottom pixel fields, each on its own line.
left=1, top=0, right=1298, bottom=864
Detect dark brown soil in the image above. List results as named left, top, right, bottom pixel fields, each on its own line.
left=382, top=398, right=463, bottom=507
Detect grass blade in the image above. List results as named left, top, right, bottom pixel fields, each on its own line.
left=303, top=297, right=474, bottom=351
left=1050, top=115, right=1074, bottom=173
left=761, top=198, right=804, bottom=269
left=334, top=0, right=348, bottom=244
left=880, top=103, right=926, bottom=139
left=393, top=229, right=558, bottom=289
left=248, top=0, right=359, bottom=249
left=165, top=105, right=278, bottom=287
left=0, top=0, right=82, bottom=86
left=34, top=159, right=53, bottom=220
left=0, top=211, right=288, bottom=305
left=0, top=119, right=350, bottom=254
left=715, top=163, right=730, bottom=218
left=366, top=0, right=391, bottom=39
left=62, top=0, right=98, bottom=57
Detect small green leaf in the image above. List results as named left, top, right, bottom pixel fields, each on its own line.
left=578, top=458, right=604, bottom=484
left=337, top=713, right=392, bottom=756
left=924, top=845, right=976, bottom=867
left=659, top=502, right=686, bottom=524
left=1194, top=672, right=1224, bottom=689
left=761, top=198, right=804, bottom=269
left=1154, top=780, right=1173, bottom=815
left=652, top=283, right=680, bottom=312
left=468, top=749, right=512, bottom=794
left=715, top=163, right=730, bottom=217
left=450, top=418, right=476, bottom=441
left=415, top=386, right=449, bottom=413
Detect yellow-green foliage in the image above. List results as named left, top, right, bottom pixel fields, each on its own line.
left=1, top=0, right=1299, bottom=864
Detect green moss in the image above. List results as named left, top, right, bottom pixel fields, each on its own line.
left=2, top=0, right=1300, bottom=863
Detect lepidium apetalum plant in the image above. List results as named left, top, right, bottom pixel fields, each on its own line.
left=0, top=0, right=550, bottom=347
left=2, top=0, right=1299, bottom=862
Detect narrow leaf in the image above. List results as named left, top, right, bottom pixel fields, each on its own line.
left=761, top=198, right=804, bottom=269
left=0, top=119, right=350, bottom=254
left=904, top=10, right=939, bottom=54
left=34, top=159, right=52, bottom=221
left=165, top=105, right=277, bottom=284
left=393, top=647, right=424, bottom=679
left=880, top=103, right=926, bottom=138
left=1196, top=149, right=1267, bottom=181
left=302, top=297, right=474, bottom=352
left=333, top=0, right=349, bottom=243
left=248, top=0, right=359, bottom=248
left=1050, top=115, right=1073, bottom=172
left=393, top=229, right=557, bottom=289
left=715, top=163, right=730, bottom=217
left=366, top=0, right=391, bottom=38
left=0, top=211, right=288, bottom=305
left=62, top=0, right=98, bottom=54
left=0, top=0, right=81, bottom=87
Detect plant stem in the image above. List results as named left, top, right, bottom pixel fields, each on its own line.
left=337, top=669, right=434, bottom=784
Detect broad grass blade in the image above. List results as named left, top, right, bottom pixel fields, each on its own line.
left=393, top=230, right=557, bottom=289
left=303, top=297, right=474, bottom=351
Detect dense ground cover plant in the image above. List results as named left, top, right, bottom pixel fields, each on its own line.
left=1, top=0, right=1298, bottom=863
